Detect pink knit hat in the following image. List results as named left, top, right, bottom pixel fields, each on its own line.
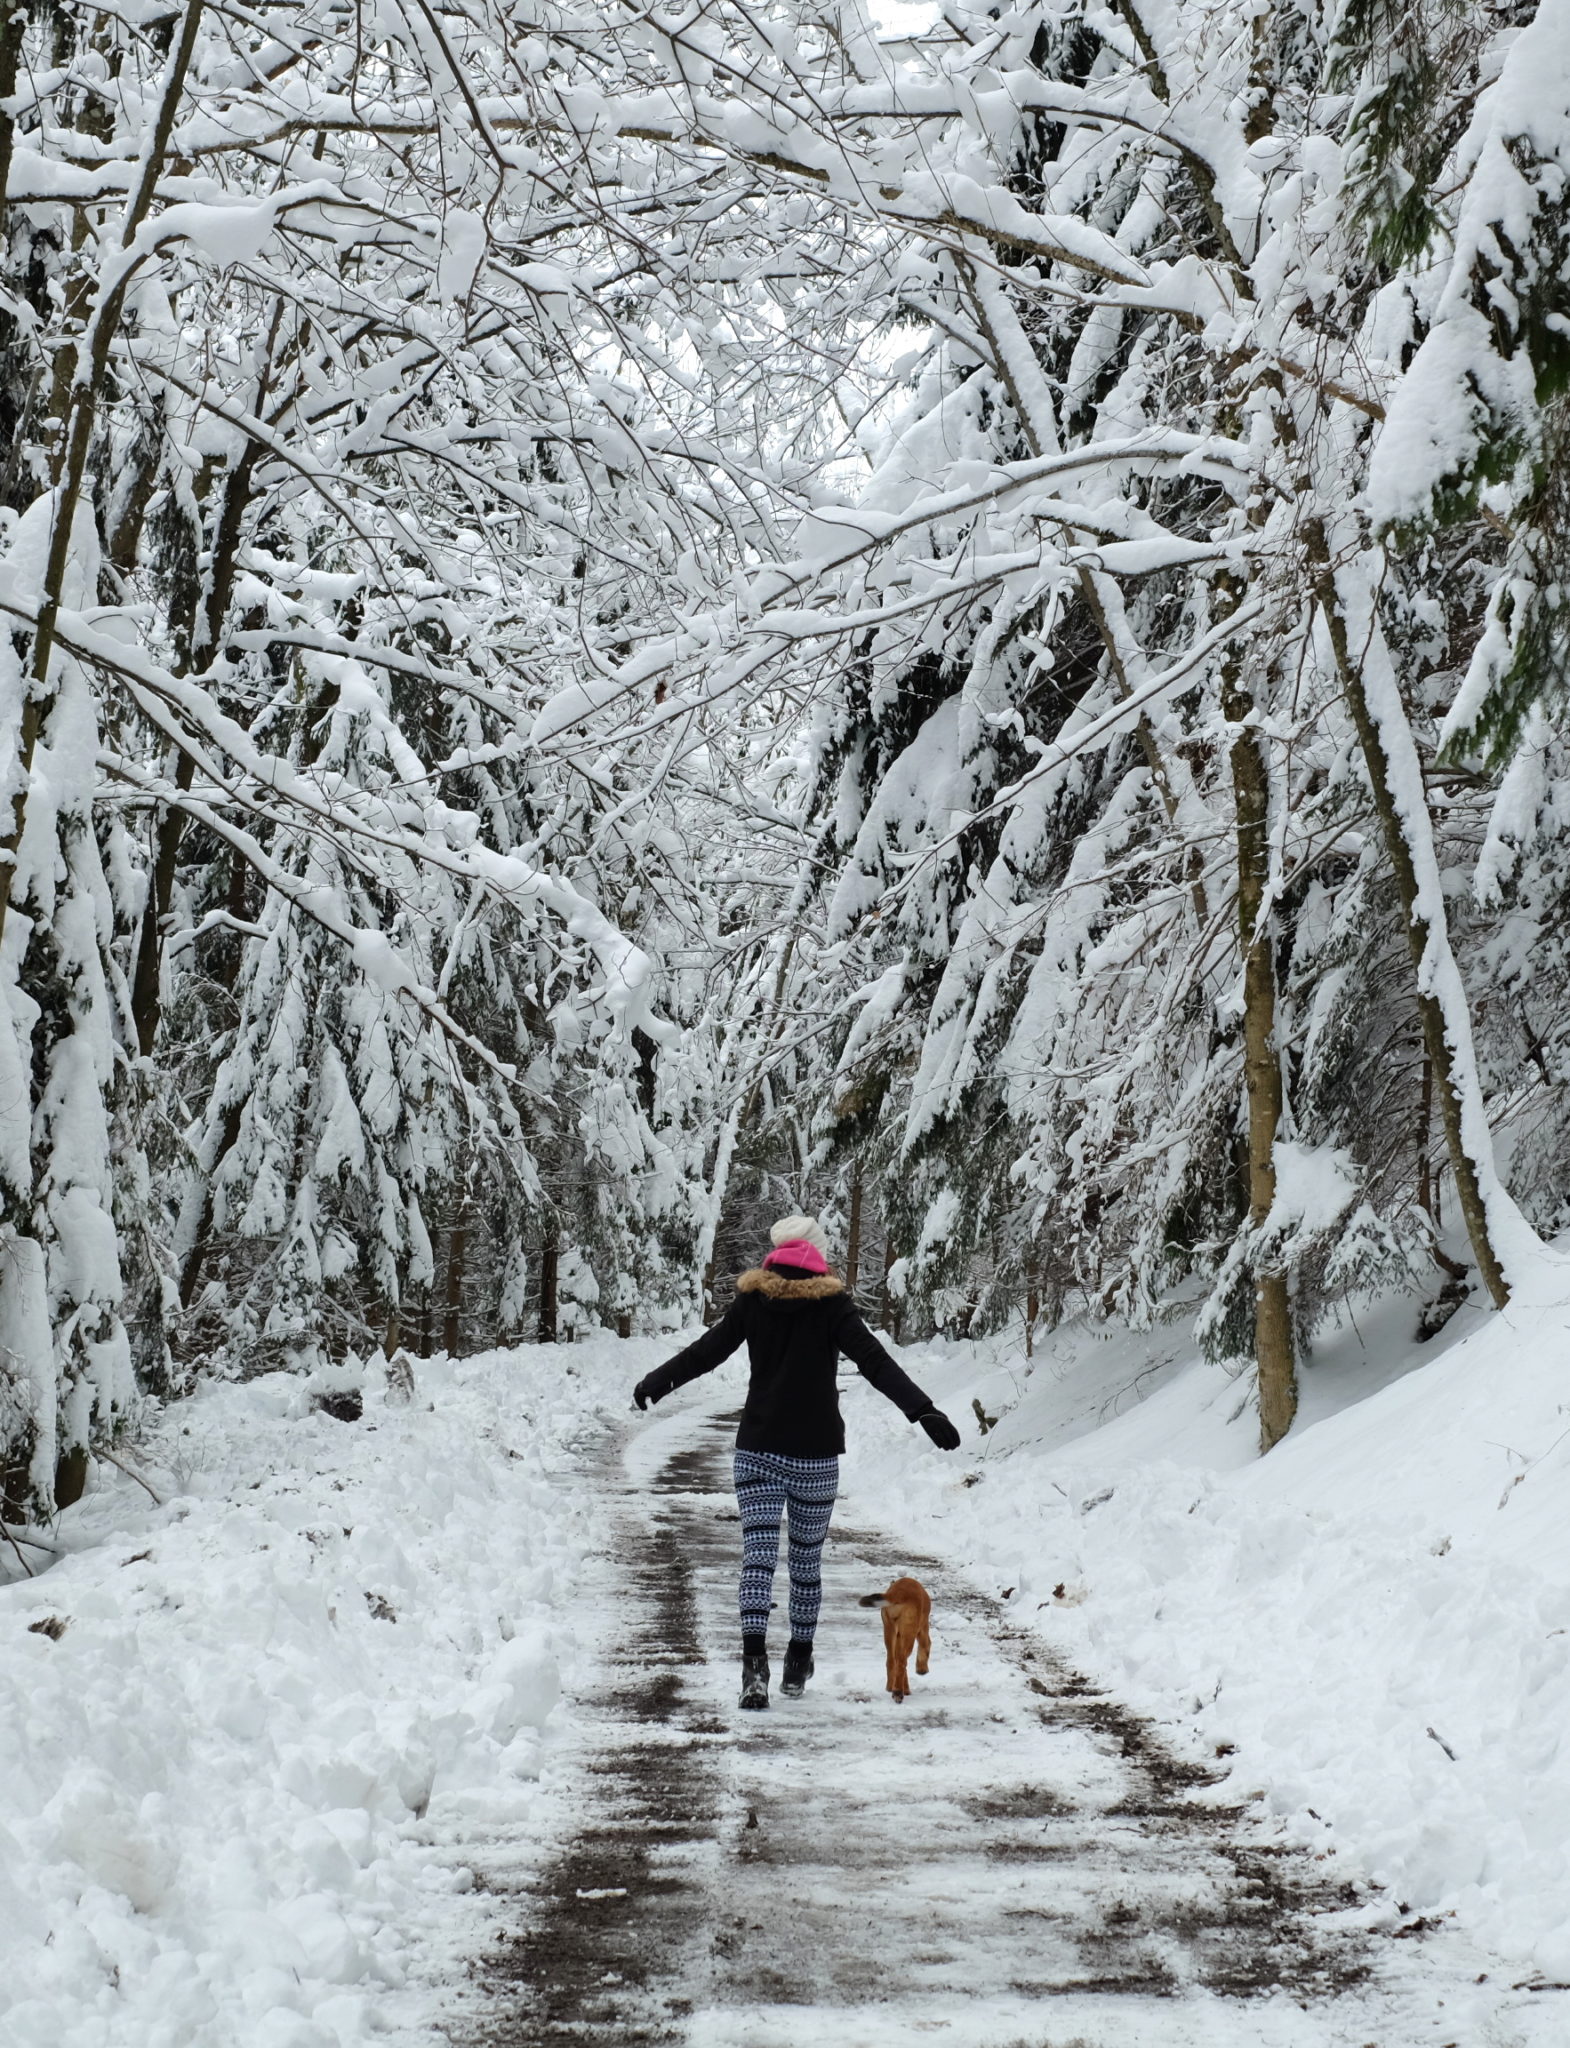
left=762, top=1213, right=830, bottom=1276
left=764, top=1239, right=829, bottom=1276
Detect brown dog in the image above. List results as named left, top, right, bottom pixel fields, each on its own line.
left=859, top=1577, right=932, bottom=1701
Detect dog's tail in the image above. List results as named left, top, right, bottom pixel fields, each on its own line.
left=858, top=1592, right=888, bottom=1608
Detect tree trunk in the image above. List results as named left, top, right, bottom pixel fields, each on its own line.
left=1079, top=566, right=1212, bottom=928
left=1, top=1437, right=33, bottom=1526
left=176, top=659, right=344, bottom=1322
left=1415, top=1039, right=1469, bottom=1283
left=1025, top=1256, right=1040, bottom=1360
left=738, top=931, right=799, bottom=1127
left=0, top=1, right=25, bottom=252
left=1222, top=603, right=1298, bottom=1452
left=174, top=857, right=254, bottom=1313
left=1417, top=1049, right=1433, bottom=1225
left=442, top=1208, right=468, bottom=1357
left=129, top=373, right=273, bottom=1057
left=880, top=1233, right=901, bottom=1343
left=697, top=1098, right=744, bottom=1325
left=1310, top=537, right=1511, bottom=1307
left=54, top=1445, right=89, bottom=1511
left=130, top=753, right=195, bottom=1055
left=537, top=1219, right=559, bottom=1344
left=178, top=1098, right=242, bottom=1309
left=0, top=0, right=207, bottom=954
left=1253, top=1271, right=1296, bottom=1450
left=845, top=1163, right=863, bottom=1297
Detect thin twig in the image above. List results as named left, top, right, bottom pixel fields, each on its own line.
left=1, top=1523, right=36, bottom=1576
left=1, top=1523, right=61, bottom=1556
left=94, top=1446, right=166, bottom=1505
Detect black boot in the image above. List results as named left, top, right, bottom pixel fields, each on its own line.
left=781, top=1639, right=814, bottom=1698
left=739, top=1651, right=770, bottom=1710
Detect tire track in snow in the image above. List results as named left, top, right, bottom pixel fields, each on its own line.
left=456, top=1414, right=1533, bottom=2047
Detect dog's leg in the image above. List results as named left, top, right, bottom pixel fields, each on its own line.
left=908, top=1589, right=933, bottom=1671
left=882, top=1605, right=898, bottom=1695
left=893, top=1612, right=914, bottom=1700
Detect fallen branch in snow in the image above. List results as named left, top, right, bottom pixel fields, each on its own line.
left=1, top=1524, right=36, bottom=1576
left=1426, top=1726, right=1458, bottom=1763
left=94, top=1447, right=166, bottom=1506
left=1495, top=1420, right=1570, bottom=1508
left=1, top=1524, right=62, bottom=1556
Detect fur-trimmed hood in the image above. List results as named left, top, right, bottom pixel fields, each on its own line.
left=736, top=1267, right=846, bottom=1301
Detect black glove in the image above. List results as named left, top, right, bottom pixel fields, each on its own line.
left=917, top=1407, right=960, bottom=1450
left=633, top=1374, right=661, bottom=1412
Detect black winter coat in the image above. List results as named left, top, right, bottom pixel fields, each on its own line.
left=638, top=1268, right=935, bottom=1457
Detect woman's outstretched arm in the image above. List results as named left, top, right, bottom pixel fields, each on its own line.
left=833, top=1304, right=960, bottom=1446
left=633, top=1297, right=747, bottom=1408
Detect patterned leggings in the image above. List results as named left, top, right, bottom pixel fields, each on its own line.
left=733, top=1449, right=840, bottom=1643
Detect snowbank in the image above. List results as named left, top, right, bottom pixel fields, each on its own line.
left=0, top=1341, right=647, bottom=2048
left=844, top=1283, right=1570, bottom=1979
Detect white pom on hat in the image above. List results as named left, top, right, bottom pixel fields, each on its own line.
left=771, top=1214, right=828, bottom=1256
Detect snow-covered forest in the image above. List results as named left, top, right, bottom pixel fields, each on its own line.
left=6, top=0, right=1570, bottom=2039
left=5, top=0, right=1567, bottom=1515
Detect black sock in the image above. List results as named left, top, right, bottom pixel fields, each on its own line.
left=742, top=1632, right=767, bottom=1659
left=788, top=1637, right=813, bottom=1654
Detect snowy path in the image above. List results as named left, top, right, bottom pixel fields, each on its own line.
left=453, top=1410, right=1548, bottom=2047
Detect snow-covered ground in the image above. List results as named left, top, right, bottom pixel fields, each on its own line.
left=0, top=1340, right=655, bottom=2048
left=8, top=1280, right=1570, bottom=2043
left=484, top=1394, right=1524, bottom=2046
left=846, top=1279, right=1570, bottom=1988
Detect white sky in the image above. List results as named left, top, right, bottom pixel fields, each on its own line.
left=872, top=1, right=942, bottom=32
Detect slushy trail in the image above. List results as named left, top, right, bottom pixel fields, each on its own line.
left=454, top=1412, right=1540, bottom=2047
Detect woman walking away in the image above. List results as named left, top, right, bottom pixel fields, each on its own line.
left=632, top=1215, right=961, bottom=1711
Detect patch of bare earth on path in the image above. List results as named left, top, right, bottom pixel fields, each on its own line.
left=455, top=1441, right=732, bottom=2045
left=455, top=1419, right=1407, bottom=2044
